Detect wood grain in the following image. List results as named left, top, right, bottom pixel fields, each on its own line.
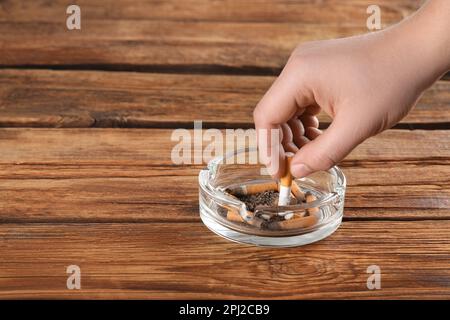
left=0, top=165, right=448, bottom=222
left=0, top=69, right=448, bottom=128
left=0, top=0, right=421, bottom=23
left=1, top=221, right=450, bottom=299
left=0, top=128, right=448, bottom=164
left=0, top=128, right=448, bottom=222
left=0, top=1, right=422, bottom=69
left=1, top=0, right=449, bottom=300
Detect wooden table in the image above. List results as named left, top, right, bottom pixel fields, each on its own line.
left=0, top=0, right=449, bottom=299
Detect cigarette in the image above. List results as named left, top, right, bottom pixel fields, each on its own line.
left=228, top=181, right=278, bottom=196
left=246, top=216, right=267, bottom=229
left=271, top=193, right=297, bottom=206
left=268, top=214, right=318, bottom=230
left=241, top=210, right=255, bottom=221
left=226, top=209, right=244, bottom=223
left=225, top=207, right=268, bottom=228
left=306, top=192, right=320, bottom=215
left=289, top=194, right=298, bottom=205
left=291, top=181, right=305, bottom=201
left=278, top=153, right=294, bottom=206
left=294, top=211, right=307, bottom=218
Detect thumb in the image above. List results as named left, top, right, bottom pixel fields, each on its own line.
left=290, top=114, right=366, bottom=177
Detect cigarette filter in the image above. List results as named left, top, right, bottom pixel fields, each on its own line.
left=278, top=153, right=294, bottom=206
left=228, top=181, right=278, bottom=196
left=268, top=215, right=318, bottom=230
left=291, top=181, right=305, bottom=201
left=226, top=209, right=244, bottom=223
left=306, top=192, right=320, bottom=215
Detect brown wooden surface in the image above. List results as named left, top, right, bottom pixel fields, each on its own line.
left=0, top=69, right=449, bottom=127
left=1, top=0, right=450, bottom=299
left=0, top=0, right=421, bottom=23
left=0, top=0, right=422, bottom=69
left=1, top=221, right=450, bottom=299
left=0, top=129, right=449, bottom=223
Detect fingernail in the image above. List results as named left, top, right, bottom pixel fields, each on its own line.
left=291, top=163, right=313, bottom=178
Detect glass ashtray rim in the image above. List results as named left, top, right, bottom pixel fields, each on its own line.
left=200, top=147, right=346, bottom=211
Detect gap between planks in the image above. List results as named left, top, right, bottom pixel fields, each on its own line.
left=1, top=216, right=450, bottom=225
left=1, top=120, right=450, bottom=130
left=1, top=64, right=449, bottom=80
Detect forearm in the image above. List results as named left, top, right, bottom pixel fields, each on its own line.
left=390, top=0, right=450, bottom=90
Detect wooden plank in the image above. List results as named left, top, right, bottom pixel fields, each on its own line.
left=0, top=20, right=372, bottom=68
left=0, top=129, right=448, bottom=221
left=0, top=128, right=448, bottom=164
left=0, top=165, right=448, bottom=222
left=0, top=70, right=448, bottom=127
left=0, top=1, right=422, bottom=68
left=0, top=0, right=420, bottom=23
left=1, top=221, right=450, bottom=299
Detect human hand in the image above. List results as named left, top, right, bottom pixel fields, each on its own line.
left=253, top=0, right=450, bottom=179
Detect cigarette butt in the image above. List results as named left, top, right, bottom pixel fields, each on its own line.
left=272, top=194, right=296, bottom=206
left=247, top=216, right=267, bottom=229
left=224, top=209, right=266, bottom=228
left=289, top=194, right=298, bottom=205
left=280, top=155, right=293, bottom=188
left=245, top=182, right=278, bottom=194
left=284, top=212, right=294, bottom=220
left=271, top=196, right=279, bottom=206
left=291, top=181, right=305, bottom=201
left=228, top=181, right=278, bottom=196
left=278, top=154, right=294, bottom=206
left=268, top=214, right=318, bottom=230
left=226, top=209, right=258, bottom=225
left=294, top=211, right=307, bottom=218
left=226, top=210, right=244, bottom=223
left=278, top=185, right=292, bottom=206
left=260, top=213, right=273, bottom=221
left=306, top=192, right=319, bottom=215
left=241, top=210, right=255, bottom=221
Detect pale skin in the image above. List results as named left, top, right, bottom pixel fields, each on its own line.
left=254, top=0, right=450, bottom=179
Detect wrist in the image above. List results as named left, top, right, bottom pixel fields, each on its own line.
left=395, top=0, right=450, bottom=87
left=370, top=0, right=450, bottom=93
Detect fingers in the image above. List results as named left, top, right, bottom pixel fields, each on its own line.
left=288, top=117, right=305, bottom=137
left=281, top=123, right=299, bottom=154
left=285, top=111, right=321, bottom=149
left=253, top=62, right=314, bottom=178
left=290, top=114, right=364, bottom=178
left=299, top=113, right=319, bottom=128
left=294, top=135, right=311, bottom=148
left=305, top=127, right=322, bottom=140
left=303, top=103, right=321, bottom=116
left=287, top=118, right=305, bottom=148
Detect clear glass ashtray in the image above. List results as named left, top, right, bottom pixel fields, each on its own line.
left=198, top=148, right=346, bottom=247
